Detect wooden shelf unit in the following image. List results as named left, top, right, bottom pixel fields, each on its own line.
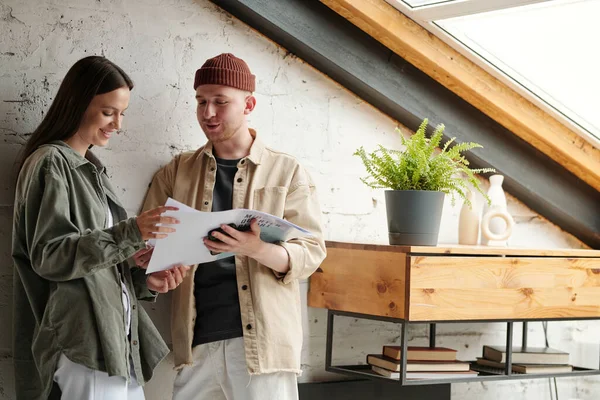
left=308, top=241, right=600, bottom=385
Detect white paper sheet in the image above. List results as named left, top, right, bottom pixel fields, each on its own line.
left=146, top=198, right=312, bottom=274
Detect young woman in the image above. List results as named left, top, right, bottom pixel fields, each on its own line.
left=12, top=56, right=188, bottom=400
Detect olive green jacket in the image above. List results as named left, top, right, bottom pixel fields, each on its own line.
left=12, top=141, right=169, bottom=400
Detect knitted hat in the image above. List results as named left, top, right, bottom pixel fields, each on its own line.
left=193, top=53, right=256, bottom=92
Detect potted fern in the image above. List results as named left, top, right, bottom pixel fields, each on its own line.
left=354, top=118, right=494, bottom=246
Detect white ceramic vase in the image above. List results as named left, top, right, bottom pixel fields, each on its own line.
left=458, top=190, right=480, bottom=245
left=480, top=174, right=514, bottom=246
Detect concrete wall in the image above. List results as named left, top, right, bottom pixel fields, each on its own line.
left=0, top=0, right=597, bottom=399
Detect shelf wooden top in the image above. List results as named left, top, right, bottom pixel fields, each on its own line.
left=325, top=241, right=600, bottom=258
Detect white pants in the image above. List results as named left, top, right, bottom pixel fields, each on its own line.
left=173, top=337, right=299, bottom=400
left=53, top=354, right=145, bottom=400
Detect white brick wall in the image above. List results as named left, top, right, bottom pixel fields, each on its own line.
left=0, top=0, right=597, bottom=399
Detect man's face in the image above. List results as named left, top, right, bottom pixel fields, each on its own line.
left=195, top=84, right=255, bottom=143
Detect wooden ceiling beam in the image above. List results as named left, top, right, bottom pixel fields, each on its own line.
left=321, top=0, right=600, bottom=192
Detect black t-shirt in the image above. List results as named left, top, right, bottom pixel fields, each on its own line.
left=192, top=157, right=244, bottom=346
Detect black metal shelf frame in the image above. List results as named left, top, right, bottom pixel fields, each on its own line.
left=325, top=309, right=600, bottom=386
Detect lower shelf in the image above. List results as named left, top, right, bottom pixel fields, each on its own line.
left=328, top=363, right=600, bottom=386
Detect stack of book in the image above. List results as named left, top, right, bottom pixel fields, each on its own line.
left=367, top=346, right=479, bottom=380
left=474, top=345, right=573, bottom=374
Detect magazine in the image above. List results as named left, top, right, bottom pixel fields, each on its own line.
left=146, top=198, right=312, bottom=273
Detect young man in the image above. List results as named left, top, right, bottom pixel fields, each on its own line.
left=141, top=53, right=326, bottom=400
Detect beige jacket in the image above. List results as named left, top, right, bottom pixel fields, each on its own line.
left=142, top=131, right=326, bottom=375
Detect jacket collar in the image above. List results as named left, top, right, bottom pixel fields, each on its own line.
left=202, top=128, right=265, bottom=165
left=44, top=141, right=106, bottom=173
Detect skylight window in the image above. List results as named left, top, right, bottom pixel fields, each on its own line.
left=386, top=0, right=600, bottom=143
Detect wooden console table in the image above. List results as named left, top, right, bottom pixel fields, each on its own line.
left=308, top=241, right=600, bottom=386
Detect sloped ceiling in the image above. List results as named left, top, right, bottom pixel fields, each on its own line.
left=209, top=0, right=600, bottom=248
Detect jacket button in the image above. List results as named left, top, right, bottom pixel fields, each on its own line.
left=246, top=324, right=252, bottom=330
left=241, top=285, right=248, bottom=290
left=204, top=201, right=209, bottom=205
left=237, top=178, right=242, bottom=183
left=210, top=167, right=215, bottom=171
left=132, top=305, right=136, bottom=310
left=133, top=340, right=138, bottom=346
left=241, top=159, right=245, bottom=164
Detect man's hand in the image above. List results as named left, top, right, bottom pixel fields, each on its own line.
left=132, top=246, right=154, bottom=269
left=146, top=265, right=190, bottom=293
left=203, top=219, right=264, bottom=258
left=203, top=219, right=290, bottom=274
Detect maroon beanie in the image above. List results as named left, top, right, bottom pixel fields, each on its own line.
left=193, top=53, right=256, bottom=92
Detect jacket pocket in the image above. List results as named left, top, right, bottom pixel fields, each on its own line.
left=253, top=187, right=288, bottom=217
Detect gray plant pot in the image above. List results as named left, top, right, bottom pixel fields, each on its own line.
left=384, top=190, right=445, bottom=246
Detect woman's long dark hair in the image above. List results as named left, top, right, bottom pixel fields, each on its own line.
left=18, top=56, right=134, bottom=171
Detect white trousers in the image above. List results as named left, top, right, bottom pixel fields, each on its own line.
left=173, top=337, right=299, bottom=400
left=53, top=354, right=145, bottom=400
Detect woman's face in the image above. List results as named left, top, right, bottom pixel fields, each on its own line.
left=66, top=86, right=130, bottom=155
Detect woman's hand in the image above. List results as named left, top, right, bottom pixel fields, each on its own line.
left=146, top=264, right=190, bottom=293
left=136, top=206, right=179, bottom=241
